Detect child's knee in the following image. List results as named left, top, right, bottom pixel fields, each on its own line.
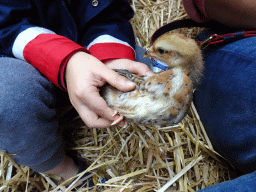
left=0, top=57, right=62, bottom=171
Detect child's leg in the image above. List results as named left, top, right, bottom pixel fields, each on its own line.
left=198, top=170, right=256, bottom=192
left=194, top=36, right=256, bottom=173
left=0, top=57, right=66, bottom=172
left=194, top=35, right=256, bottom=190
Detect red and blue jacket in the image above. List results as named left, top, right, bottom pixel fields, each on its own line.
left=0, top=0, right=135, bottom=89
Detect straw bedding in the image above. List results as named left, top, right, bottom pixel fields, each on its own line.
left=0, top=0, right=232, bottom=191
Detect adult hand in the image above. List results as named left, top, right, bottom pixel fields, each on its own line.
left=65, top=52, right=153, bottom=128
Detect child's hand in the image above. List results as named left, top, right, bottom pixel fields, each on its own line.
left=65, top=52, right=152, bottom=128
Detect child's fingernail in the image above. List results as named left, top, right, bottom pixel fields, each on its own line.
left=125, top=81, right=136, bottom=87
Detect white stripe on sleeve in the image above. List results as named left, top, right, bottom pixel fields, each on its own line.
left=87, top=34, right=134, bottom=50
left=12, top=27, right=56, bottom=60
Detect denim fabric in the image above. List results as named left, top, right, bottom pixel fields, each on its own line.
left=0, top=47, right=152, bottom=173
left=198, top=170, right=256, bottom=192
left=194, top=34, right=256, bottom=190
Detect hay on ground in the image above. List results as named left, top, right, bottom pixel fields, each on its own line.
left=0, top=0, right=232, bottom=191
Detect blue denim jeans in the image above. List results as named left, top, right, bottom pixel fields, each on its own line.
left=198, top=170, right=256, bottom=192
left=195, top=32, right=256, bottom=191
left=0, top=46, right=152, bottom=172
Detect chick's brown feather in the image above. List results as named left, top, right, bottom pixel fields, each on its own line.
left=101, top=33, right=203, bottom=126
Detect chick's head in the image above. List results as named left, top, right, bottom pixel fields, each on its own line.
left=145, top=33, right=203, bottom=69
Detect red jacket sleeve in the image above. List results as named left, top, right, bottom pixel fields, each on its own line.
left=87, top=35, right=135, bottom=62
left=23, top=34, right=89, bottom=89
left=89, top=43, right=135, bottom=62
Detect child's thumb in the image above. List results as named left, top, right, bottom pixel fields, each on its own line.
left=103, top=69, right=136, bottom=92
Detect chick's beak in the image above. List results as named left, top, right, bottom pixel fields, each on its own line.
left=144, top=47, right=153, bottom=57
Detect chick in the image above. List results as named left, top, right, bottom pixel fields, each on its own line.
left=101, top=33, right=204, bottom=126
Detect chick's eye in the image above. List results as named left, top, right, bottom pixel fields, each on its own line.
left=158, top=48, right=166, bottom=54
